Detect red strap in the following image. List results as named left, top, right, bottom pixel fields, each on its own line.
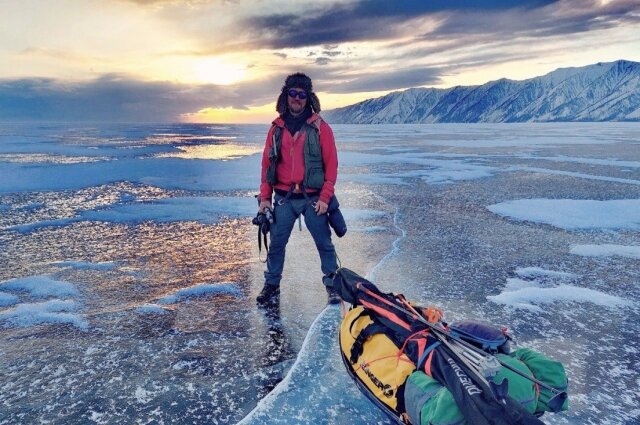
left=423, top=351, right=435, bottom=377
left=416, top=337, right=427, bottom=365
left=360, top=300, right=412, bottom=331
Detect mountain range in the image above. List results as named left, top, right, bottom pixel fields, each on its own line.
left=323, top=60, right=640, bottom=123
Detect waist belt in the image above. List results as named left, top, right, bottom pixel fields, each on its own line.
left=275, top=188, right=318, bottom=200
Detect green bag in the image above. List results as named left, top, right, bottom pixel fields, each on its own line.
left=512, top=348, right=569, bottom=413
left=404, top=349, right=568, bottom=425
left=405, top=371, right=466, bottom=425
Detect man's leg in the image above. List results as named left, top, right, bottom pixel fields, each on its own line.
left=303, top=203, right=338, bottom=286
left=263, top=196, right=298, bottom=286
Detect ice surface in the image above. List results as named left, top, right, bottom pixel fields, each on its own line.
left=135, top=304, right=171, bottom=314
left=351, top=225, right=387, bottom=233
left=0, top=156, right=260, bottom=193
left=2, top=122, right=640, bottom=425
left=507, top=166, right=640, bottom=186
left=49, top=261, right=118, bottom=270
left=516, top=154, right=640, bottom=169
left=340, top=151, right=498, bottom=185
left=7, top=196, right=256, bottom=233
left=514, top=267, right=578, bottom=280
left=156, top=143, right=262, bottom=160
left=0, top=275, right=80, bottom=298
left=341, top=208, right=387, bottom=221
left=570, top=244, right=640, bottom=259
left=238, top=306, right=388, bottom=425
left=488, top=199, right=640, bottom=230
left=341, top=173, right=410, bottom=186
left=156, top=283, right=242, bottom=304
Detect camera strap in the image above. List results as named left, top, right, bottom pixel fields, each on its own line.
left=257, top=220, right=270, bottom=263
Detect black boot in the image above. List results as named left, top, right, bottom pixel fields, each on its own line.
left=326, top=286, right=341, bottom=305
left=257, top=284, right=280, bottom=304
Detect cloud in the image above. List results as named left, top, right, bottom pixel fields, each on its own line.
left=242, top=0, right=557, bottom=49
left=0, top=74, right=283, bottom=122
left=427, top=0, right=640, bottom=40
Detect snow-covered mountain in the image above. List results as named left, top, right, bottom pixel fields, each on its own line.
left=324, top=60, right=640, bottom=123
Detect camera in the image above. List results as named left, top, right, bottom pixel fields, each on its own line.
left=252, top=207, right=274, bottom=229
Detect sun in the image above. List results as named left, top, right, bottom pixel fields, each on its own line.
left=192, top=57, right=246, bottom=85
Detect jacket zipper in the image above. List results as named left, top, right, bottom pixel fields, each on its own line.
left=289, top=130, right=294, bottom=183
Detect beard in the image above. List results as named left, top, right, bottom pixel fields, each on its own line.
left=288, top=99, right=306, bottom=116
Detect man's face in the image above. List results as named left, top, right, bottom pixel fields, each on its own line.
left=287, top=87, right=307, bottom=115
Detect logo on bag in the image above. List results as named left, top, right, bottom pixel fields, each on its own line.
left=447, top=358, right=482, bottom=396
left=360, top=361, right=394, bottom=398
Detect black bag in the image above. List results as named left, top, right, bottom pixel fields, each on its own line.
left=327, top=195, right=347, bottom=237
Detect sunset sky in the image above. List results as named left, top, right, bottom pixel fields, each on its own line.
left=1, top=0, right=639, bottom=123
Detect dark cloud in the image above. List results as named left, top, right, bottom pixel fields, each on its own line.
left=315, top=57, right=331, bottom=66
left=329, top=67, right=443, bottom=93
left=427, top=0, right=640, bottom=39
left=243, top=0, right=557, bottom=49
left=0, top=74, right=284, bottom=122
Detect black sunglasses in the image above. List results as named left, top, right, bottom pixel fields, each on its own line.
left=287, top=89, right=308, bottom=100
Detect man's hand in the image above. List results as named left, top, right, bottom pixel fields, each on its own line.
left=259, top=200, right=272, bottom=213
left=314, top=200, right=328, bottom=215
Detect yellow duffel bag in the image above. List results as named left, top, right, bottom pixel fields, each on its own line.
left=339, top=305, right=416, bottom=412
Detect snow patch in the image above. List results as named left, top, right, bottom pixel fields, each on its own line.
left=0, top=275, right=80, bottom=298
left=488, top=285, right=633, bottom=312
left=0, top=299, right=88, bottom=329
left=488, top=270, right=633, bottom=312
left=156, top=283, right=241, bottom=305
left=488, top=198, right=640, bottom=231
left=0, top=291, right=19, bottom=307
left=570, top=244, right=640, bottom=259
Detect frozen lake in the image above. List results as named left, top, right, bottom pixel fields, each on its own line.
left=0, top=122, right=639, bottom=425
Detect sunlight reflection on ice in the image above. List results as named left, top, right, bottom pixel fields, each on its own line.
left=157, top=144, right=261, bottom=160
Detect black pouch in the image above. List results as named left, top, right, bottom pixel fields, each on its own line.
left=327, top=195, right=347, bottom=237
left=449, top=320, right=510, bottom=354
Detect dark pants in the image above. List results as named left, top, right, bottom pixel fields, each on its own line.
left=264, top=193, right=337, bottom=287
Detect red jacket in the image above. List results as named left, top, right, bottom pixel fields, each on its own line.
left=260, top=113, right=338, bottom=205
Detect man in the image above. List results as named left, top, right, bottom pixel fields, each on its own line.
left=256, top=72, right=340, bottom=305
